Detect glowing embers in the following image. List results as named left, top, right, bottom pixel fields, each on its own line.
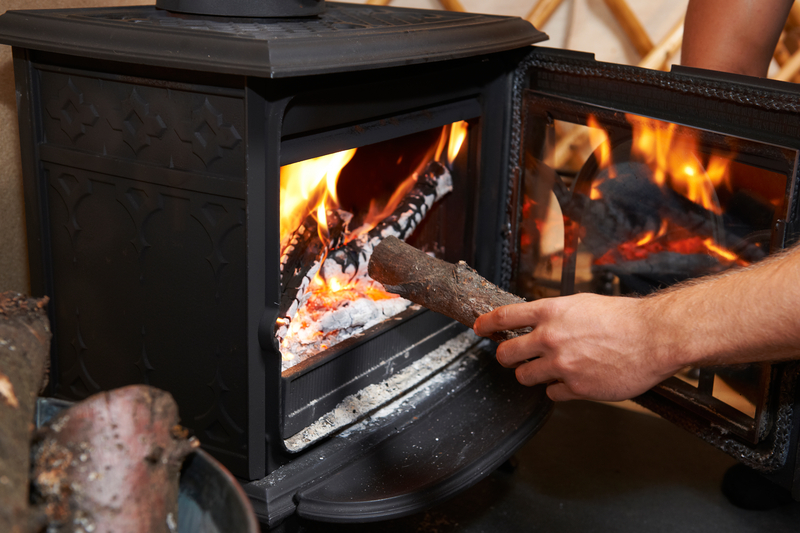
left=278, top=122, right=468, bottom=370
left=524, top=114, right=785, bottom=298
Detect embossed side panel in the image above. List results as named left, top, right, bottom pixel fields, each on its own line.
left=44, top=161, right=249, bottom=468
left=39, top=69, right=245, bottom=179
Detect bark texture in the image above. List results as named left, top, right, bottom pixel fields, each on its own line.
left=0, top=292, right=51, bottom=533
left=31, top=385, right=198, bottom=533
left=368, top=236, right=531, bottom=342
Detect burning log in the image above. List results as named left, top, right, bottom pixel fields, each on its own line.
left=369, top=236, right=531, bottom=343
left=599, top=251, right=721, bottom=278
left=0, top=292, right=51, bottom=533
left=320, top=160, right=453, bottom=284
left=557, top=160, right=767, bottom=264
left=31, top=385, right=198, bottom=533
left=278, top=209, right=350, bottom=336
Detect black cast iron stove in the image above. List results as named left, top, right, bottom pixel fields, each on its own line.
left=0, top=1, right=554, bottom=527
left=5, top=0, right=800, bottom=527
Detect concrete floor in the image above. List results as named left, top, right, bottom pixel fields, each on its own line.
left=294, top=400, right=800, bottom=532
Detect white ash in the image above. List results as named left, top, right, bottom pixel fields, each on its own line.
left=284, top=330, right=480, bottom=452
left=280, top=291, right=413, bottom=371
left=340, top=349, right=478, bottom=437
left=319, top=297, right=408, bottom=333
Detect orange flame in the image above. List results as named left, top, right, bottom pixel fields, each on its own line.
left=280, top=148, right=356, bottom=244
left=578, top=114, right=745, bottom=269
left=587, top=116, right=615, bottom=200
left=636, top=231, right=655, bottom=246
left=434, top=125, right=449, bottom=163
left=280, top=120, right=470, bottom=362
left=626, top=115, right=730, bottom=214
left=703, top=238, right=738, bottom=262
left=447, top=121, right=468, bottom=165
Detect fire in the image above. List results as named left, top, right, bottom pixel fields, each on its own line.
left=626, top=115, right=729, bottom=214
left=346, top=175, right=417, bottom=243
left=280, top=148, right=356, bottom=244
left=447, top=121, right=468, bottom=166
left=279, top=121, right=470, bottom=365
left=704, top=238, right=739, bottom=262
left=573, top=114, right=747, bottom=272
left=586, top=115, right=615, bottom=200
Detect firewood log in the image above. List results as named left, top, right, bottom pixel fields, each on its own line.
left=277, top=161, right=452, bottom=351
left=0, top=292, right=51, bottom=533
left=368, top=236, right=531, bottom=343
left=31, top=385, right=198, bottom=533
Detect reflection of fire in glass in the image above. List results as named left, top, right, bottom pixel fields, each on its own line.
left=522, top=114, right=785, bottom=299
left=278, top=122, right=469, bottom=370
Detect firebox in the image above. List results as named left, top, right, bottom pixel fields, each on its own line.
left=2, top=0, right=800, bottom=527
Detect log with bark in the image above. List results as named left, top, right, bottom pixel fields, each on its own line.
left=368, top=236, right=531, bottom=343
left=31, top=384, right=199, bottom=533
left=0, top=292, right=51, bottom=533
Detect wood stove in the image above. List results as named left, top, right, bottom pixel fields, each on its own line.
left=2, top=0, right=800, bottom=527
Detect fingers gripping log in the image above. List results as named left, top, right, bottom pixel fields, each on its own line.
left=368, top=236, right=531, bottom=342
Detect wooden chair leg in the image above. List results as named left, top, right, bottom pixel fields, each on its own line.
left=526, top=0, right=566, bottom=29
left=602, top=0, right=653, bottom=58
left=775, top=48, right=800, bottom=81
left=438, top=0, right=465, bottom=12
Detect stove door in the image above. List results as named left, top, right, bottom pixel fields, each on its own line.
left=511, top=47, right=800, bottom=483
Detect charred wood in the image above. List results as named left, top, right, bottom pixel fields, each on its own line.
left=369, top=236, right=530, bottom=343
left=31, top=385, right=198, bottom=533
left=278, top=209, right=349, bottom=333
left=321, top=161, right=453, bottom=284
left=557, top=161, right=767, bottom=264
left=598, top=251, right=721, bottom=278
left=0, top=292, right=51, bottom=533
left=278, top=161, right=453, bottom=361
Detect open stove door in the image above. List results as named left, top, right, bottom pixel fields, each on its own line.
left=512, top=47, right=800, bottom=497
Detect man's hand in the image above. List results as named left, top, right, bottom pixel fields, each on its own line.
left=473, top=293, right=684, bottom=402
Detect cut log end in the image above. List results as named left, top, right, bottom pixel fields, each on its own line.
left=32, top=385, right=197, bottom=533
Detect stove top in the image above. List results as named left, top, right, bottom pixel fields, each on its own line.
left=0, top=2, right=546, bottom=77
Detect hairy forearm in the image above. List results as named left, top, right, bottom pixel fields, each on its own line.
left=646, top=245, right=800, bottom=368
left=473, top=245, right=800, bottom=402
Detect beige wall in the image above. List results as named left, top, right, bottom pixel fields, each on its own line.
left=0, top=0, right=684, bottom=294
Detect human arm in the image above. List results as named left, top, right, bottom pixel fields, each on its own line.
left=473, top=245, right=800, bottom=402
left=681, top=0, right=794, bottom=77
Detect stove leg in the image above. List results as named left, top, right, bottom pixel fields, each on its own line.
left=721, top=463, right=793, bottom=510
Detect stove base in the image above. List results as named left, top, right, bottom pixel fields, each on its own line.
left=245, top=340, right=552, bottom=527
